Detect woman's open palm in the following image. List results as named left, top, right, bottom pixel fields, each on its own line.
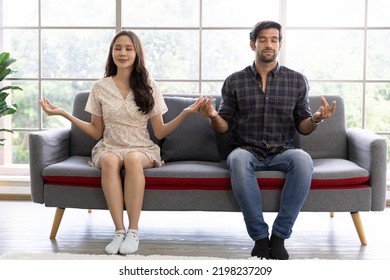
left=39, top=98, right=66, bottom=116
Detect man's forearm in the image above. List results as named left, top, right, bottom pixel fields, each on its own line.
left=209, top=115, right=229, bottom=133
left=299, top=116, right=322, bottom=135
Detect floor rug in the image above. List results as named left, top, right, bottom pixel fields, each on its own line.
left=0, top=252, right=230, bottom=260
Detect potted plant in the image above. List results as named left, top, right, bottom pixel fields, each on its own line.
left=0, top=52, right=21, bottom=146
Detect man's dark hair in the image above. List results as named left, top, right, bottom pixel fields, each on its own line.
left=250, top=21, right=282, bottom=42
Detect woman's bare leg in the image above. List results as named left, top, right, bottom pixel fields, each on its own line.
left=119, top=152, right=153, bottom=254
left=99, top=152, right=125, bottom=230
left=123, top=152, right=153, bottom=230
left=99, top=153, right=126, bottom=254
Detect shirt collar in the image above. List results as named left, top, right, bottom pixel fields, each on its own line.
left=250, top=61, right=281, bottom=78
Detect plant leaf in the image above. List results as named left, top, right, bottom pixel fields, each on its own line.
left=0, top=52, right=17, bottom=75
left=0, top=52, right=10, bottom=63
left=0, top=128, right=14, bottom=133
left=0, top=68, right=13, bottom=81
left=0, top=52, right=19, bottom=145
left=0, top=58, right=16, bottom=71
left=0, top=86, right=23, bottom=93
left=0, top=92, right=9, bottom=103
left=0, top=104, right=17, bottom=117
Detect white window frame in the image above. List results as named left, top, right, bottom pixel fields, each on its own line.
left=0, top=0, right=389, bottom=188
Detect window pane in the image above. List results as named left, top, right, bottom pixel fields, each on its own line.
left=138, top=31, right=199, bottom=80
left=42, top=80, right=94, bottom=128
left=158, top=82, right=199, bottom=95
left=309, top=82, right=363, bottom=128
left=41, top=29, right=115, bottom=78
left=203, top=0, right=279, bottom=27
left=202, top=30, right=253, bottom=80
left=367, top=0, right=390, bottom=26
left=202, top=82, right=224, bottom=96
left=286, top=0, right=365, bottom=27
left=9, top=81, right=39, bottom=129
left=366, top=30, right=390, bottom=80
left=285, top=30, right=364, bottom=80
left=2, top=0, right=38, bottom=26
left=41, top=0, right=115, bottom=26
left=123, top=0, right=199, bottom=27
left=2, top=30, right=39, bottom=78
left=12, top=131, right=30, bottom=164
left=365, top=83, right=390, bottom=132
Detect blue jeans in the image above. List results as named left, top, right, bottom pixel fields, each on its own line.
left=227, top=147, right=312, bottom=241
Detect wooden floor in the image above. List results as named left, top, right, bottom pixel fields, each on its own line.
left=1, top=199, right=390, bottom=260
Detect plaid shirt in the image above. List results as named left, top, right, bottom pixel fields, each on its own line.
left=218, top=62, right=312, bottom=160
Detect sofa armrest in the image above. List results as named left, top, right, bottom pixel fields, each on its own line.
left=347, top=127, right=387, bottom=211
left=29, top=128, right=71, bottom=204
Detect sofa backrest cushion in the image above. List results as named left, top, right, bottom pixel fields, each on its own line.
left=160, top=96, right=220, bottom=162
left=70, top=91, right=98, bottom=157
left=69, top=92, right=346, bottom=160
left=70, top=92, right=221, bottom=161
left=297, top=95, right=347, bottom=159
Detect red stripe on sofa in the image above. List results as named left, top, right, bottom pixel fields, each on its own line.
left=42, top=175, right=369, bottom=187
left=44, top=180, right=370, bottom=191
left=43, top=175, right=370, bottom=190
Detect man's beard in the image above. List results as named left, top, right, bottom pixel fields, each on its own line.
left=258, top=50, right=277, bottom=63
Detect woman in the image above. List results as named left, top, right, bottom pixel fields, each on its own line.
left=39, top=30, right=201, bottom=255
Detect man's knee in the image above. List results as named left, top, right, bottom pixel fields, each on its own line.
left=227, top=148, right=252, bottom=168
left=289, top=149, right=313, bottom=171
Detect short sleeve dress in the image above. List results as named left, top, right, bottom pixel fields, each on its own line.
left=85, top=77, right=168, bottom=168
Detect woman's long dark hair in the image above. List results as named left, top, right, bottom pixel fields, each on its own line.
left=105, top=30, right=154, bottom=114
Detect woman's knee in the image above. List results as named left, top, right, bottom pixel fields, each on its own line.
left=124, top=152, right=152, bottom=171
left=99, top=153, right=122, bottom=171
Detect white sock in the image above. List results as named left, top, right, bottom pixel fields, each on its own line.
left=105, top=230, right=126, bottom=255
left=119, top=229, right=139, bottom=255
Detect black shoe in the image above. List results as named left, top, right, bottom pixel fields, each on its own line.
left=269, top=234, right=289, bottom=260
left=251, top=237, right=270, bottom=259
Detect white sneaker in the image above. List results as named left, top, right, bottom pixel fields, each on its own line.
left=119, top=230, right=139, bottom=255
left=105, top=231, right=126, bottom=255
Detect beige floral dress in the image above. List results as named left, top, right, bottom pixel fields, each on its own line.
left=85, top=77, right=168, bottom=168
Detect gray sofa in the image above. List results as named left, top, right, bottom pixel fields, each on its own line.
left=29, top=92, right=387, bottom=245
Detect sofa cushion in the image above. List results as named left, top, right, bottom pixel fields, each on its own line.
left=161, top=96, right=220, bottom=162
left=42, top=156, right=369, bottom=191
left=70, top=91, right=98, bottom=157
left=298, top=95, right=347, bottom=159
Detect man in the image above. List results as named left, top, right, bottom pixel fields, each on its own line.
left=198, top=21, right=336, bottom=260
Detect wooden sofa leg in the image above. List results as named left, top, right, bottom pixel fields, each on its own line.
left=50, top=208, right=65, bottom=239
left=330, top=212, right=334, bottom=218
left=350, top=212, right=367, bottom=246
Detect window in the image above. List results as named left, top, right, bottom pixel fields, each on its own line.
left=1, top=0, right=389, bottom=181
left=0, top=0, right=116, bottom=173
left=284, top=0, right=390, bottom=178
